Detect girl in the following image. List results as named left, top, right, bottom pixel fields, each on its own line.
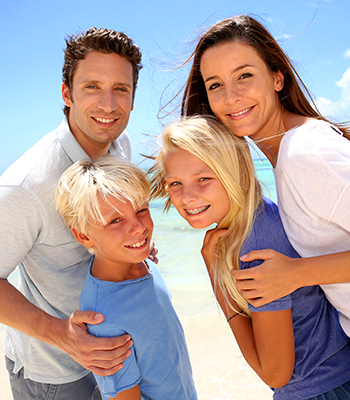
left=150, top=115, right=350, bottom=400
left=180, top=15, right=350, bottom=336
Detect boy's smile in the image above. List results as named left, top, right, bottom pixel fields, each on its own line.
left=75, top=195, right=153, bottom=282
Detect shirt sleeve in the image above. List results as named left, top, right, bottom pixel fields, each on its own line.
left=240, top=259, right=292, bottom=313
left=281, top=129, right=350, bottom=233
left=88, top=324, right=141, bottom=398
left=0, top=185, right=44, bottom=279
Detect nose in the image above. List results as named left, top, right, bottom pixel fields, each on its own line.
left=97, top=90, right=118, bottom=113
left=224, top=84, right=242, bottom=105
left=181, top=184, right=197, bottom=205
left=129, top=217, right=146, bottom=236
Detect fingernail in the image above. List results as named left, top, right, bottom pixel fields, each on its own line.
left=94, top=313, right=103, bottom=320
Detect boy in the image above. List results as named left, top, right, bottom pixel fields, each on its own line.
left=56, top=155, right=197, bottom=400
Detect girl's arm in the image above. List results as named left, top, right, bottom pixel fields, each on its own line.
left=231, top=250, right=350, bottom=307
left=202, top=229, right=295, bottom=388
left=109, top=384, right=141, bottom=400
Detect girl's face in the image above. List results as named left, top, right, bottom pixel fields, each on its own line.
left=200, top=41, right=284, bottom=142
left=164, top=148, right=231, bottom=229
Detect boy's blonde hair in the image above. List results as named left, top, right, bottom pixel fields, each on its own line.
left=56, top=155, right=150, bottom=237
left=151, top=116, right=262, bottom=316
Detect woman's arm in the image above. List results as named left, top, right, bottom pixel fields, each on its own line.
left=110, top=384, right=141, bottom=400
left=202, top=229, right=295, bottom=388
left=231, top=250, right=350, bottom=307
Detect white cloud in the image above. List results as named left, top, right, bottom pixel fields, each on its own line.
left=344, top=49, right=350, bottom=59
left=315, top=66, right=350, bottom=121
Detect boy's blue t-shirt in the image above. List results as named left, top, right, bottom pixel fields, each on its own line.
left=79, top=259, right=197, bottom=400
left=240, top=197, right=350, bottom=400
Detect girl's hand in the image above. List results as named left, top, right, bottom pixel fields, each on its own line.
left=201, top=227, right=227, bottom=273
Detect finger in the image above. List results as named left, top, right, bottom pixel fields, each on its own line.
left=240, top=249, right=275, bottom=262
left=246, top=297, right=269, bottom=308
left=87, top=334, right=133, bottom=352
left=89, top=363, right=124, bottom=377
left=231, top=268, right=256, bottom=281
left=70, top=310, right=105, bottom=325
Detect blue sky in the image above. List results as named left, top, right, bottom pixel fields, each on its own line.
left=1, top=0, right=350, bottom=173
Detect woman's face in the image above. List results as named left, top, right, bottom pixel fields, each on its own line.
left=200, top=41, right=284, bottom=142
left=164, top=148, right=231, bottom=229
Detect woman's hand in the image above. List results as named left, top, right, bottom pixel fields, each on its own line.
left=232, top=249, right=300, bottom=307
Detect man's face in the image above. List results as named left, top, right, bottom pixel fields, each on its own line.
left=62, top=51, right=134, bottom=159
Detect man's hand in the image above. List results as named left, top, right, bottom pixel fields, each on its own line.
left=232, top=249, right=300, bottom=307
left=54, top=310, right=133, bottom=376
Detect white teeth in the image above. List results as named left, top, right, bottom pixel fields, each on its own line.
left=186, top=205, right=209, bottom=215
left=95, top=117, right=115, bottom=123
left=229, top=107, right=251, bottom=117
left=127, top=238, right=146, bottom=248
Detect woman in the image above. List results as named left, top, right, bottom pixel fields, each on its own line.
left=150, top=115, right=350, bottom=400
left=180, top=14, right=350, bottom=336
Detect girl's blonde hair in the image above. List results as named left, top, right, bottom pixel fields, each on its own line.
left=56, top=155, right=150, bottom=238
left=151, top=116, right=262, bottom=316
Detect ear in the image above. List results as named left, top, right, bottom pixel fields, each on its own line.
left=274, top=70, right=285, bottom=92
left=71, top=227, right=94, bottom=249
left=62, top=83, right=72, bottom=107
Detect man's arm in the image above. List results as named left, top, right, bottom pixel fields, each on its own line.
left=0, top=278, right=132, bottom=376
left=232, top=250, right=350, bottom=307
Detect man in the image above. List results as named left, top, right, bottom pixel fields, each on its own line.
left=0, top=28, right=146, bottom=399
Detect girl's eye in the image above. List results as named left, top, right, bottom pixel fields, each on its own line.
left=168, top=181, right=181, bottom=187
left=110, top=218, right=121, bottom=224
left=199, top=177, right=211, bottom=182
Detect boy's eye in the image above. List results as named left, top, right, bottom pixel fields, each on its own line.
left=137, top=208, right=149, bottom=214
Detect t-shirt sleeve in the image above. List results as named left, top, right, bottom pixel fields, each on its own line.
left=281, top=127, right=350, bottom=233
left=0, top=185, right=44, bottom=278
left=240, top=259, right=292, bottom=313
left=88, top=324, right=141, bottom=398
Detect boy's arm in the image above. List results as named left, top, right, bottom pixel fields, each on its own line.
left=0, top=278, right=132, bottom=376
left=232, top=250, right=350, bottom=307
left=109, top=384, right=141, bottom=400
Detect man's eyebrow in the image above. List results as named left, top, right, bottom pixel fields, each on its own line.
left=79, top=79, right=132, bottom=88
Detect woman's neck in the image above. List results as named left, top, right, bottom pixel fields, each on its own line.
left=253, top=110, right=309, bottom=168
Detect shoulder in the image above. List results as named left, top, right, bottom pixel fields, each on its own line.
left=280, top=119, right=349, bottom=159
left=242, top=198, right=299, bottom=258
left=0, top=123, right=66, bottom=187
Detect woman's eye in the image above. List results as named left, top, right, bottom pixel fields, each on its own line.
left=238, top=72, right=253, bottom=80
left=208, top=83, right=220, bottom=91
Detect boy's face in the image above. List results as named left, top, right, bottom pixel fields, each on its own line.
left=77, top=195, right=153, bottom=271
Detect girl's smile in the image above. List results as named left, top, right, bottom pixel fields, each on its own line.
left=165, top=148, right=230, bottom=229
